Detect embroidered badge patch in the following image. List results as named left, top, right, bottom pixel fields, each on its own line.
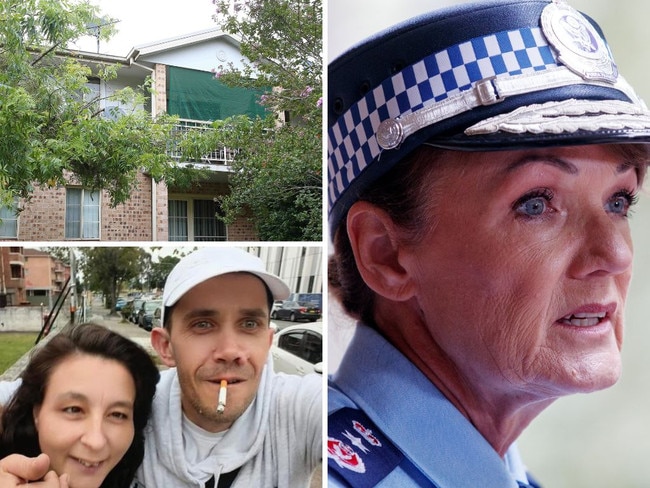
left=328, top=408, right=403, bottom=487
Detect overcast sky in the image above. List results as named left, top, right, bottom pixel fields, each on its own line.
left=73, top=0, right=217, bottom=55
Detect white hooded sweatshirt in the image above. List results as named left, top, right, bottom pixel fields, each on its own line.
left=132, top=358, right=321, bottom=488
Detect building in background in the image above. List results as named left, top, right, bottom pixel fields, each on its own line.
left=245, top=246, right=323, bottom=300
left=23, top=249, right=71, bottom=308
left=6, top=29, right=264, bottom=241
left=0, top=247, right=26, bottom=306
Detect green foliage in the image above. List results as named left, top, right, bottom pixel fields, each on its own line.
left=205, top=0, right=322, bottom=241
left=0, top=0, right=198, bottom=208
left=148, top=255, right=181, bottom=290
left=79, top=247, right=148, bottom=314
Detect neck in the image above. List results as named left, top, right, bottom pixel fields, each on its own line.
left=374, top=298, right=556, bottom=456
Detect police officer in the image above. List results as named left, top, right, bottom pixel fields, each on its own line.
left=327, top=1, right=650, bottom=486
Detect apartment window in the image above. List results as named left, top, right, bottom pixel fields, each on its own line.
left=65, top=188, right=100, bottom=239
left=168, top=200, right=188, bottom=241
left=0, top=200, right=19, bottom=238
left=168, top=198, right=227, bottom=241
left=10, top=264, right=23, bottom=279
left=28, top=290, right=48, bottom=297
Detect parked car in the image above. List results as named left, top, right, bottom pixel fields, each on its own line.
left=152, top=306, right=162, bottom=329
left=138, top=299, right=163, bottom=331
left=271, top=322, right=322, bottom=376
left=270, top=301, right=321, bottom=322
left=114, top=297, right=127, bottom=311
left=129, top=298, right=144, bottom=323
left=271, top=300, right=284, bottom=316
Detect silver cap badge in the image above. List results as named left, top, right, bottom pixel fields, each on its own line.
left=541, top=0, right=618, bottom=83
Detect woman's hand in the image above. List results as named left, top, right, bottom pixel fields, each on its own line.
left=0, top=453, right=68, bottom=487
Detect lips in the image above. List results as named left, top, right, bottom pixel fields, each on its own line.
left=557, top=303, right=616, bottom=327
left=213, top=378, right=242, bottom=384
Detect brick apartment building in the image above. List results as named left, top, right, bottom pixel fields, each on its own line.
left=23, top=249, right=71, bottom=308
left=2, top=29, right=264, bottom=241
left=0, top=247, right=27, bottom=306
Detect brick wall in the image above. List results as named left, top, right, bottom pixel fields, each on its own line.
left=18, top=173, right=156, bottom=241
left=18, top=174, right=257, bottom=241
left=102, top=173, right=154, bottom=241
left=229, top=209, right=258, bottom=241
left=18, top=185, right=67, bottom=241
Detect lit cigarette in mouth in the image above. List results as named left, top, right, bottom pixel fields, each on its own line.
left=217, top=379, right=227, bottom=413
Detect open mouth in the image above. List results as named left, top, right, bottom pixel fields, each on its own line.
left=74, top=457, right=103, bottom=469
left=558, top=311, right=607, bottom=327
left=211, top=378, right=243, bottom=385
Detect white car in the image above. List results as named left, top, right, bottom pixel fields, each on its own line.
left=271, top=322, right=322, bottom=376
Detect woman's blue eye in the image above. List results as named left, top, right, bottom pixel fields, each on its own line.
left=514, top=189, right=554, bottom=217
left=607, top=190, right=637, bottom=216
left=519, top=197, right=546, bottom=216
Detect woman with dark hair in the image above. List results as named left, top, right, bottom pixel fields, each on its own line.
left=0, top=323, right=159, bottom=488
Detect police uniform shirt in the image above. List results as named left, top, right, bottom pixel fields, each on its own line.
left=328, top=323, right=535, bottom=488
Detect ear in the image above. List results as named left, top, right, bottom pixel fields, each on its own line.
left=33, top=405, right=40, bottom=429
left=150, top=327, right=177, bottom=367
left=266, top=327, right=274, bottom=348
left=347, top=201, right=416, bottom=302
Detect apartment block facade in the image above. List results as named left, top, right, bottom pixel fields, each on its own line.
left=4, top=29, right=264, bottom=242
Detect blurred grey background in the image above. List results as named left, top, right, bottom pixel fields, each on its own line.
left=327, top=1, right=650, bottom=486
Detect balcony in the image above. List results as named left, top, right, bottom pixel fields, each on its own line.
left=168, top=119, right=237, bottom=169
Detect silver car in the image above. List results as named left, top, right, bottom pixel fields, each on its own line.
left=271, top=322, right=322, bottom=376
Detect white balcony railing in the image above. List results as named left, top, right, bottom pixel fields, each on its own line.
left=168, top=119, right=237, bottom=167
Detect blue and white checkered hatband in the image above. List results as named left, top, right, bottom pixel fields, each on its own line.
left=327, top=0, right=650, bottom=235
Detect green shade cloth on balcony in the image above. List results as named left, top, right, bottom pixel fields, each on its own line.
left=167, top=66, right=267, bottom=121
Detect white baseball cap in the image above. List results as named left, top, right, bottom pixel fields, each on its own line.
left=162, top=247, right=290, bottom=321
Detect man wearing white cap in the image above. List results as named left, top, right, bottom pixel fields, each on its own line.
left=0, top=247, right=322, bottom=487
left=134, top=247, right=321, bottom=487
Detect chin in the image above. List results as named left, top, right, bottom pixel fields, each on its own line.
left=563, top=355, right=622, bottom=394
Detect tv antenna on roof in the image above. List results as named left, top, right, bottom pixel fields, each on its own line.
left=86, top=17, right=120, bottom=53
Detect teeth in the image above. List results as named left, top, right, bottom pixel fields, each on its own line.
left=560, top=312, right=606, bottom=327
left=77, top=458, right=100, bottom=468
left=572, top=312, right=606, bottom=319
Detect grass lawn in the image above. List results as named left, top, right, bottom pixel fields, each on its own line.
left=0, top=333, right=38, bottom=374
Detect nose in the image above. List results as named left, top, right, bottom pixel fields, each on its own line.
left=212, top=328, right=244, bottom=364
left=568, top=211, right=633, bottom=280
left=80, top=417, right=108, bottom=451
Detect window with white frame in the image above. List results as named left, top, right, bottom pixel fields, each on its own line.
left=168, top=200, right=188, bottom=241
left=0, top=199, right=19, bottom=238
left=65, top=188, right=100, bottom=239
left=168, top=198, right=227, bottom=241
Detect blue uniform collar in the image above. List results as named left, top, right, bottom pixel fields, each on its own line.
left=331, top=323, right=528, bottom=487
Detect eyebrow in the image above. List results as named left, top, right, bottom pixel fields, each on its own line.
left=182, top=307, right=268, bottom=321
left=504, top=153, right=633, bottom=175
left=56, top=391, right=133, bottom=409
left=504, top=154, right=578, bottom=174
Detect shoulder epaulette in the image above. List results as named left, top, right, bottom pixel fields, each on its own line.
left=328, top=407, right=404, bottom=487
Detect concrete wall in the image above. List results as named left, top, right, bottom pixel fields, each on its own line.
left=0, top=306, right=68, bottom=332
